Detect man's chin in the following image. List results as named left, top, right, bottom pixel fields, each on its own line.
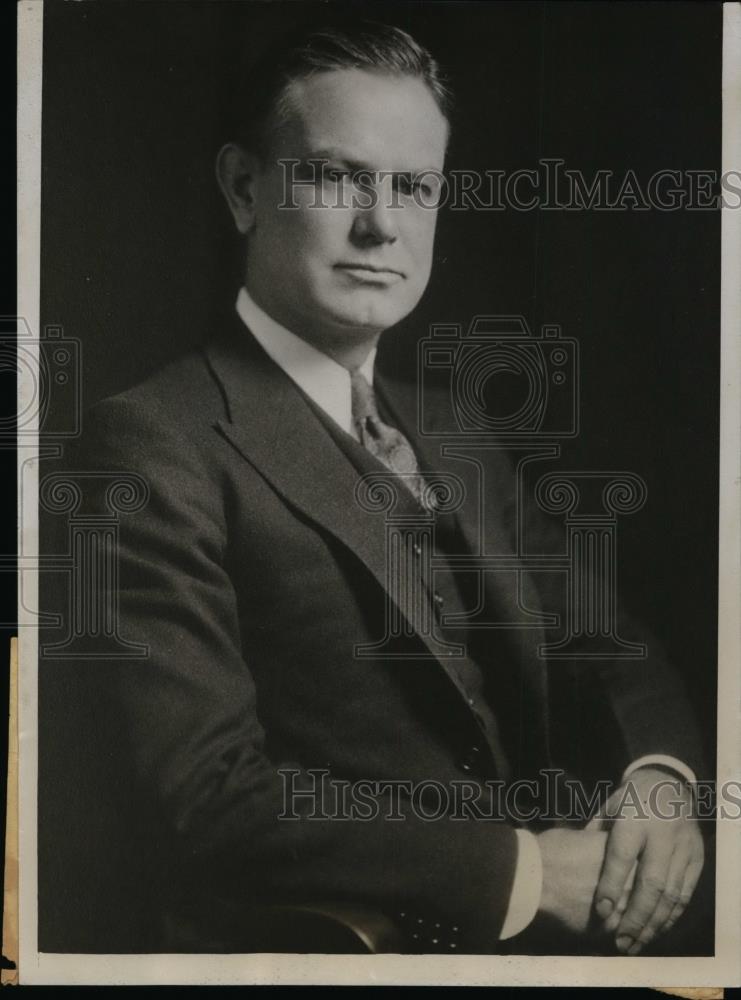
left=323, top=294, right=417, bottom=336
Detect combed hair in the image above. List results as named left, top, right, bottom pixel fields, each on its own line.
left=230, top=18, right=453, bottom=156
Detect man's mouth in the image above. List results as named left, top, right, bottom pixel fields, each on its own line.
left=335, top=263, right=405, bottom=283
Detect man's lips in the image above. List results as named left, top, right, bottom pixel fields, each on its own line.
left=335, top=263, right=405, bottom=280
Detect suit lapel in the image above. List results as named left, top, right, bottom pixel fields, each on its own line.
left=205, top=321, right=465, bottom=672
left=206, top=321, right=392, bottom=593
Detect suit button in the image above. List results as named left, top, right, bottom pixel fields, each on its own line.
left=433, top=592, right=445, bottom=623
left=458, top=745, right=482, bottom=774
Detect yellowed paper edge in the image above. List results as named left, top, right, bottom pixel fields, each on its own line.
left=2, top=637, right=19, bottom=985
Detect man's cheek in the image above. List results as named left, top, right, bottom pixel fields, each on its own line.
left=410, top=244, right=435, bottom=293
left=298, top=225, right=344, bottom=268
left=409, top=220, right=437, bottom=265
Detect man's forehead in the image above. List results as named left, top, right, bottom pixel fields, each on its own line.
left=271, top=68, right=449, bottom=172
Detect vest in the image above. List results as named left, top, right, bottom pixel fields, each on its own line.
left=301, top=382, right=515, bottom=784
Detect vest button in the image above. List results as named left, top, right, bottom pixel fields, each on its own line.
left=458, top=745, right=482, bottom=775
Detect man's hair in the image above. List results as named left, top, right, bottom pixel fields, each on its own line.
left=230, top=18, right=453, bottom=157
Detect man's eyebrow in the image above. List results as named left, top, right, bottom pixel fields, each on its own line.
left=306, top=150, right=370, bottom=171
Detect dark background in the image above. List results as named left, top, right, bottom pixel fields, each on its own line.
left=40, top=0, right=722, bottom=760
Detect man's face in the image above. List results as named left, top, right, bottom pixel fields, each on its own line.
left=244, top=68, right=448, bottom=345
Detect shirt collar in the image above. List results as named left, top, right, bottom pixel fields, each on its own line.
left=235, top=286, right=376, bottom=438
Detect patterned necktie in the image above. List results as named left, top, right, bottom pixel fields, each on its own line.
left=350, top=370, right=432, bottom=510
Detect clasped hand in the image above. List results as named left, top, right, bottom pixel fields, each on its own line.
left=538, top=767, right=703, bottom=954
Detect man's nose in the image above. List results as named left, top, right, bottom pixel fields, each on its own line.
left=350, top=185, right=398, bottom=246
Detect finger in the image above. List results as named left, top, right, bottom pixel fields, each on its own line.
left=594, top=823, right=644, bottom=921
left=663, top=840, right=705, bottom=934
left=604, top=859, right=637, bottom=933
left=614, top=837, right=673, bottom=952
left=642, top=834, right=704, bottom=944
left=586, top=788, right=623, bottom=832
left=631, top=844, right=690, bottom=951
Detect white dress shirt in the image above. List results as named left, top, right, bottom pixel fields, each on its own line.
left=236, top=287, right=375, bottom=441
left=235, top=285, right=696, bottom=941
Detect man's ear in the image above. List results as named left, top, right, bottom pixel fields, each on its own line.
left=215, top=143, right=261, bottom=235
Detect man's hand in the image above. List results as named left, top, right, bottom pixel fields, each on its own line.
left=588, top=766, right=704, bottom=954
left=537, top=828, right=608, bottom=933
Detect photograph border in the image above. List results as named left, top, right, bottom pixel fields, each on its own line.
left=16, top=0, right=741, bottom=986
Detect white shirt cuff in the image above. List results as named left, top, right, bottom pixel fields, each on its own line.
left=499, top=828, right=543, bottom=940
left=621, top=754, right=697, bottom=788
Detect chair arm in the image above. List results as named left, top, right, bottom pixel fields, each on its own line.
left=242, top=901, right=406, bottom=953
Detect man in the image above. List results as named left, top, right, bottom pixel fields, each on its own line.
left=43, top=19, right=706, bottom=955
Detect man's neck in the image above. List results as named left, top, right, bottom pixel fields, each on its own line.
left=245, top=281, right=381, bottom=372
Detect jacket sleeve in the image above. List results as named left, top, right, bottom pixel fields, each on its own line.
left=62, top=394, right=520, bottom=952
left=513, top=458, right=707, bottom=785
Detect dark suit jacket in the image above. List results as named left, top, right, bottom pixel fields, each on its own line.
left=38, top=310, right=703, bottom=953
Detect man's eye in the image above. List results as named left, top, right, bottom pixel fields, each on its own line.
left=394, top=174, right=414, bottom=196
left=394, top=174, right=437, bottom=201
left=323, top=168, right=350, bottom=184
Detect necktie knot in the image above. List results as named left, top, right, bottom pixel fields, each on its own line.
left=349, top=369, right=431, bottom=509
left=350, top=370, right=380, bottom=432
